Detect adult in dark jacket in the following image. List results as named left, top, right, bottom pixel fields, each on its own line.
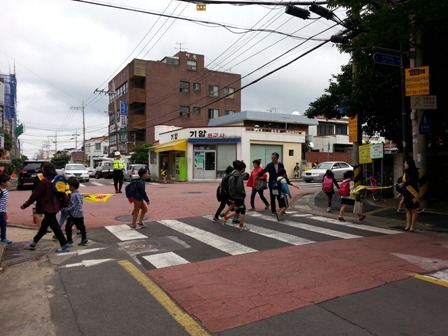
left=258, top=152, right=290, bottom=215
left=21, top=163, right=70, bottom=252
left=399, top=158, right=419, bottom=232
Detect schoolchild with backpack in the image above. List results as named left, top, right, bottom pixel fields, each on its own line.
left=337, top=170, right=366, bottom=222
left=322, top=169, right=339, bottom=212
left=213, top=165, right=234, bottom=222
left=274, top=168, right=292, bottom=221
left=21, top=163, right=71, bottom=253
left=126, top=168, right=150, bottom=230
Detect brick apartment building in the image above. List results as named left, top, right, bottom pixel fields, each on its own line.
left=108, top=51, right=241, bottom=154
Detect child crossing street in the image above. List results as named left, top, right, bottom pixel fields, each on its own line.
left=64, top=179, right=88, bottom=246
left=275, top=168, right=292, bottom=221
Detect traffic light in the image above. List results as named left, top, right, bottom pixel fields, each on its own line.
left=285, top=4, right=310, bottom=20
left=309, top=4, right=334, bottom=20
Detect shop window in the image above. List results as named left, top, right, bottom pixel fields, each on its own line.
left=208, top=108, right=219, bottom=119
left=180, top=106, right=190, bottom=117
left=208, top=85, right=219, bottom=97
left=180, top=81, right=190, bottom=93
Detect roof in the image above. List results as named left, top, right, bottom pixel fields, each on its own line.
left=207, top=110, right=318, bottom=127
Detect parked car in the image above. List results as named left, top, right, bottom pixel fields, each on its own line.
left=86, top=167, right=95, bottom=177
left=63, top=164, right=89, bottom=182
left=95, top=161, right=113, bottom=179
left=124, top=164, right=151, bottom=182
left=17, top=160, right=50, bottom=190
left=303, top=161, right=353, bottom=183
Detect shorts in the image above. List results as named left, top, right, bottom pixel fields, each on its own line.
left=341, top=198, right=355, bottom=206
left=233, top=199, right=246, bottom=215
left=277, top=195, right=289, bottom=208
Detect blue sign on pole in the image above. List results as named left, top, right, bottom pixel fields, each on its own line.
left=373, top=53, right=402, bottom=67
left=120, top=101, right=127, bottom=115
left=419, top=111, right=432, bottom=134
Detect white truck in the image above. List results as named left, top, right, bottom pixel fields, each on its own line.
left=94, top=161, right=114, bottom=179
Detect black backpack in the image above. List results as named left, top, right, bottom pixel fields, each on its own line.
left=216, top=175, right=231, bottom=202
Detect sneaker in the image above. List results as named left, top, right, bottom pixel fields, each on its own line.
left=239, top=225, right=250, bottom=231
left=138, top=223, right=148, bottom=228
left=24, top=244, right=36, bottom=251
left=219, top=217, right=228, bottom=227
left=232, top=218, right=240, bottom=224
left=130, top=225, right=142, bottom=230
left=275, top=211, right=281, bottom=221
left=66, top=240, right=74, bottom=245
left=78, top=239, right=89, bottom=246
left=327, top=207, right=331, bottom=212
left=1, top=239, right=12, bottom=244
left=56, top=247, right=70, bottom=253
left=212, top=217, right=220, bottom=223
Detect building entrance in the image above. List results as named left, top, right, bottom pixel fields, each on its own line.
left=193, top=150, right=216, bottom=179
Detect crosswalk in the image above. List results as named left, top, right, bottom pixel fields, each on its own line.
left=103, top=211, right=401, bottom=270
left=80, top=180, right=159, bottom=188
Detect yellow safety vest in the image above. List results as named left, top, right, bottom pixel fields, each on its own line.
left=113, top=159, right=124, bottom=170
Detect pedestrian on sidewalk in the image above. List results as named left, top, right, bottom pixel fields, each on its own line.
left=337, top=170, right=366, bottom=222
left=221, top=161, right=249, bottom=231
left=293, top=162, right=300, bottom=179
left=322, top=169, right=339, bottom=212
left=20, top=163, right=71, bottom=253
left=64, top=178, right=88, bottom=246
left=275, top=168, right=292, bottom=221
left=399, top=158, right=419, bottom=232
left=213, top=165, right=233, bottom=222
left=113, top=151, right=125, bottom=193
left=257, top=152, right=290, bottom=216
left=247, top=159, right=269, bottom=211
left=160, top=159, right=168, bottom=184
left=129, top=168, right=150, bottom=230
left=0, top=173, right=12, bottom=244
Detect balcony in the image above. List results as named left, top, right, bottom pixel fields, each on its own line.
left=129, top=59, right=146, bottom=78
left=128, top=88, right=146, bottom=104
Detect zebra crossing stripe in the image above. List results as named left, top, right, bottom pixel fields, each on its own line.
left=203, top=216, right=314, bottom=246
left=248, top=213, right=362, bottom=239
left=91, top=181, right=105, bottom=186
left=158, top=219, right=256, bottom=255
left=311, top=216, right=401, bottom=235
left=143, top=252, right=189, bottom=269
left=105, top=224, right=147, bottom=241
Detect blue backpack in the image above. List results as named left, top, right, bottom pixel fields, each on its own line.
left=51, top=175, right=67, bottom=193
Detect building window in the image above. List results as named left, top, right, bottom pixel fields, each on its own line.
left=187, top=60, right=197, bottom=71
left=180, top=106, right=190, bottom=117
left=224, top=87, right=235, bottom=99
left=335, top=124, right=348, bottom=135
left=208, top=108, right=219, bottom=119
left=208, top=85, right=219, bottom=97
left=317, top=124, right=335, bottom=136
left=289, top=150, right=294, bottom=156
left=95, top=143, right=101, bottom=150
left=224, top=110, right=235, bottom=115
left=192, top=82, right=201, bottom=91
left=192, top=107, right=201, bottom=116
left=180, top=81, right=190, bottom=93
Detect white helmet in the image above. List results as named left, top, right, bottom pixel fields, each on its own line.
left=114, top=151, right=121, bottom=156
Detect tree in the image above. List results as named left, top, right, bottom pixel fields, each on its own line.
left=51, top=151, right=71, bottom=169
left=129, top=144, right=150, bottom=164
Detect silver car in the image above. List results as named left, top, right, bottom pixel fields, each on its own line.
left=303, top=161, right=353, bottom=183
left=63, top=164, right=90, bottom=182
left=124, top=164, right=151, bottom=182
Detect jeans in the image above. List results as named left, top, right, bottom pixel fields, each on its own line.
left=0, top=212, right=7, bottom=240
left=250, top=188, right=269, bottom=209
left=66, top=216, right=87, bottom=241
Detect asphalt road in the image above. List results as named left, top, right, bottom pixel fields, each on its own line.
left=2, top=181, right=448, bottom=336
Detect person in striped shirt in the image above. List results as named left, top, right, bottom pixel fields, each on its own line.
left=0, top=174, right=11, bottom=244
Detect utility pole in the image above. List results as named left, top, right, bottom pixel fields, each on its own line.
left=95, top=84, right=118, bottom=154
left=72, top=130, right=79, bottom=150
left=71, top=101, right=86, bottom=162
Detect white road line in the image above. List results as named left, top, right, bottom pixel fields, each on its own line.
left=105, top=224, right=147, bottom=241
left=203, top=215, right=314, bottom=246
left=311, top=216, right=402, bottom=235
left=158, top=219, right=256, bottom=255
left=143, top=252, right=189, bottom=269
left=248, top=213, right=362, bottom=239
left=91, top=181, right=105, bottom=186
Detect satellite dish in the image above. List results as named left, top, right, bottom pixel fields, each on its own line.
left=292, top=111, right=301, bottom=115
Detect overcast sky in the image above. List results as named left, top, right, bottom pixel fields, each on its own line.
left=1, top=0, right=350, bottom=158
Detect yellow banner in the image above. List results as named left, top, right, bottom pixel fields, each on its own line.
left=82, top=193, right=114, bottom=202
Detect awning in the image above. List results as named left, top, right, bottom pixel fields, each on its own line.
left=154, top=139, right=187, bottom=153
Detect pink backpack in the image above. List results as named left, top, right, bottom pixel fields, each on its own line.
left=322, top=176, right=333, bottom=192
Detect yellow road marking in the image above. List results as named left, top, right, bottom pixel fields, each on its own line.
left=410, top=273, right=448, bottom=288
left=118, top=260, right=209, bottom=336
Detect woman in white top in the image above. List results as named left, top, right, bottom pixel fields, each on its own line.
left=337, top=170, right=366, bottom=222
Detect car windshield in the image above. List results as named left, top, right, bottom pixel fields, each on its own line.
left=66, top=164, right=86, bottom=171
left=316, top=162, right=333, bottom=170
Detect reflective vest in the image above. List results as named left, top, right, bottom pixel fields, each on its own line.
left=113, top=159, right=125, bottom=170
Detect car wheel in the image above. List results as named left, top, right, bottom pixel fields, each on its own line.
left=86, top=179, right=89, bottom=183
left=95, top=173, right=100, bottom=179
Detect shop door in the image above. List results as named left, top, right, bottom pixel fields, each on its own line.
left=194, top=150, right=216, bottom=179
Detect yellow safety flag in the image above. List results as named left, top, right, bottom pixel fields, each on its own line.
left=82, top=193, right=114, bottom=203
left=351, top=185, right=392, bottom=195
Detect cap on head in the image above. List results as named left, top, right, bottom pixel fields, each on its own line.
left=114, top=151, right=121, bottom=156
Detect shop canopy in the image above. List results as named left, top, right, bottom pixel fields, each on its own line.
left=154, top=139, right=187, bottom=153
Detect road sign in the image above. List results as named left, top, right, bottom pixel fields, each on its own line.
left=410, top=95, right=437, bottom=110
left=373, top=53, right=402, bottom=67
left=349, top=115, right=358, bottom=143
left=419, top=111, right=432, bottom=134
left=405, top=66, right=430, bottom=96
left=370, top=143, right=384, bottom=159
left=359, top=144, right=372, bottom=164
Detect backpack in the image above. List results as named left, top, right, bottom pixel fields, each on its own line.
left=125, top=180, right=138, bottom=202
left=216, top=175, right=231, bottom=202
left=322, top=176, right=334, bottom=192
left=338, top=180, right=351, bottom=197
left=271, top=178, right=284, bottom=196
left=228, top=174, right=240, bottom=199
left=51, top=175, right=67, bottom=193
